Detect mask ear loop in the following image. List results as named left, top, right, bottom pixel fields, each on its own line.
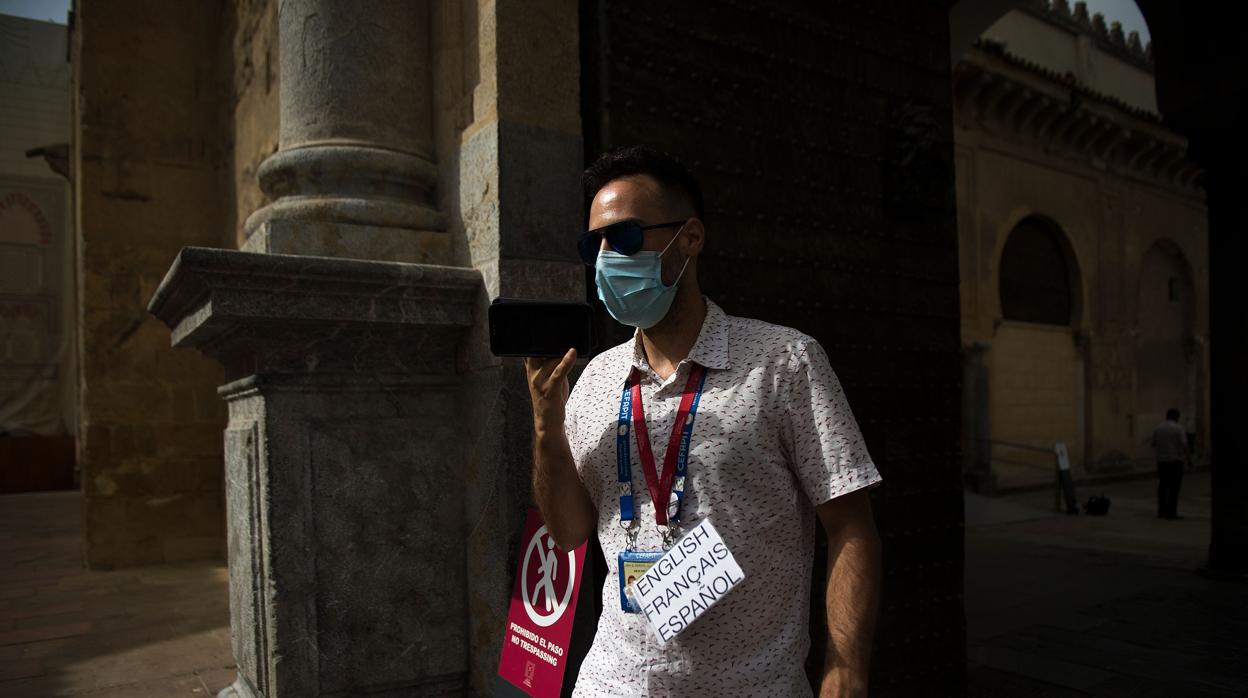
left=658, top=226, right=684, bottom=255
left=659, top=226, right=690, bottom=289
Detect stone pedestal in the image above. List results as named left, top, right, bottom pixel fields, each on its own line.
left=148, top=247, right=483, bottom=697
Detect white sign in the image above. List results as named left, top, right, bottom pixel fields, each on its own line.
left=521, top=525, right=577, bottom=628
left=1054, top=441, right=1071, bottom=471
left=631, top=518, right=744, bottom=645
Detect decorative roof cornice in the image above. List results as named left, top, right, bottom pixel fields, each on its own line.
left=954, top=44, right=1203, bottom=195
left=975, top=38, right=1158, bottom=123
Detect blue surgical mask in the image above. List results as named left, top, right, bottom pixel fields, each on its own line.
left=595, top=228, right=690, bottom=329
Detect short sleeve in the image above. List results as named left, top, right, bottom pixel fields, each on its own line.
left=563, top=365, right=601, bottom=498
left=781, top=340, right=883, bottom=505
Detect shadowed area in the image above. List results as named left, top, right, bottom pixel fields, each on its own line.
left=965, top=471, right=1248, bottom=696
left=0, top=491, right=235, bottom=696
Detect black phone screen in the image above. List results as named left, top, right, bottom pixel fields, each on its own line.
left=488, top=298, right=597, bottom=358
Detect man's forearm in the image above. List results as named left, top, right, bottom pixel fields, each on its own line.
left=821, top=521, right=882, bottom=696
left=531, top=424, right=596, bottom=551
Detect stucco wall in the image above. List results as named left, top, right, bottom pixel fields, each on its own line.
left=991, top=322, right=1083, bottom=470
left=74, top=0, right=229, bottom=567
left=955, top=114, right=1209, bottom=475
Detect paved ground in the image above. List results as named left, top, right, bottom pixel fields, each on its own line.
left=0, top=491, right=234, bottom=697
left=965, top=469, right=1248, bottom=696
left=2, top=471, right=1243, bottom=696
left=991, top=460, right=1159, bottom=493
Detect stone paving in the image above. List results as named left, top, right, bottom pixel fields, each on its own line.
left=2, top=471, right=1244, bottom=697
left=0, top=491, right=234, bottom=696
left=965, top=470, right=1248, bottom=697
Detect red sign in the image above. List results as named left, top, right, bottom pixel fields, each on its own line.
left=498, top=509, right=586, bottom=697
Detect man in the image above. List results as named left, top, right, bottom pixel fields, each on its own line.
left=1150, top=408, right=1191, bottom=520
left=524, top=146, right=883, bottom=697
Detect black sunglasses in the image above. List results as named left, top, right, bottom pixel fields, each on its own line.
left=577, top=219, right=686, bottom=266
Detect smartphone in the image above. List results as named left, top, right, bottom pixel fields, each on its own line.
left=488, top=297, right=598, bottom=358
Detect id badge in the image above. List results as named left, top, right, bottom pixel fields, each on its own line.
left=618, top=550, right=664, bottom=613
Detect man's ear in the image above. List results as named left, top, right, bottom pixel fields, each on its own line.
left=682, top=217, right=706, bottom=257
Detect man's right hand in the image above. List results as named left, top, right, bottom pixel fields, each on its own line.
left=524, top=348, right=577, bottom=431
left=523, top=347, right=594, bottom=551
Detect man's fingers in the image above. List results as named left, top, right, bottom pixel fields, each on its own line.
left=526, top=355, right=558, bottom=388
left=552, top=348, right=577, bottom=379
left=542, top=348, right=577, bottom=393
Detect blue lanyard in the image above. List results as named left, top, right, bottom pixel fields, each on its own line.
left=616, top=364, right=708, bottom=529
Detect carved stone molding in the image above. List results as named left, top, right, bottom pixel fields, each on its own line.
left=953, top=45, right=1204, bottom=194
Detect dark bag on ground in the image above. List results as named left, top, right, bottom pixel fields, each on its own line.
left=1083, top=494, right=1111, bottom=516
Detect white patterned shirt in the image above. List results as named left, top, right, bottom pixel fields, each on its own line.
left=565, top=297, right=883, bottom=697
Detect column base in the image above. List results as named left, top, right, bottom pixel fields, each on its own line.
left=243, top=218, right=451, bottom=265
left=241, top=143, right=450, bottom=265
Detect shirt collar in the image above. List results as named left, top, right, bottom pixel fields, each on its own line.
left=625, top=296, right=731, bottom=381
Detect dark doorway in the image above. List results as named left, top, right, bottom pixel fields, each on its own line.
left=579, top=1, right=966, bottom=694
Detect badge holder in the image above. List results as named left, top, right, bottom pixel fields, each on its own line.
left=615, top=365, right=705, bottom=614
left=619, top=549, right=663, bottom=613
left=618, top=498, right=684, bottom=614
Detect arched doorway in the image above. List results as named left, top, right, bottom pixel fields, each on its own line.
left=1135, top=239, right=1197, bottom=463
left=990, top=215, right=1083, bottom=482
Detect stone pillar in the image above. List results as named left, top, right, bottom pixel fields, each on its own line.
left=427, top=1, right=588, bottom=692
left=241, top=0, right=448, bottom=265
left=1204, top=145, right=1248, bottom=577
left=149, top=249, right=482, bottom=696
left=149, top=2, right=490, bottom=695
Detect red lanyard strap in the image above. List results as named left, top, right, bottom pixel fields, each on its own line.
left=629, top=363, right=707, bottom=527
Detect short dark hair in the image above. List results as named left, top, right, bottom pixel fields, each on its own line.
left=582, top=145, right=704, bottom=222
left=1166, top=408, right=1180, bottom=421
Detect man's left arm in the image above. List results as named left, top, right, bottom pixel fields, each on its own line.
left=779, top=339, right=884, bottom=696
left=815, top=489, right=881, bottom=698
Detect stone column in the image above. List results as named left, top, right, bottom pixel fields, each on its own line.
left=150, top=2, right=489, bottom=695
left=242, top=0, right=448, bottom=265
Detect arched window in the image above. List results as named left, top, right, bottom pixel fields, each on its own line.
left=999, top=217, right=1073, bottom=326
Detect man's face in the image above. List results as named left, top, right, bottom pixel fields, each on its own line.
left=588, top=175, right=690, bottom=286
